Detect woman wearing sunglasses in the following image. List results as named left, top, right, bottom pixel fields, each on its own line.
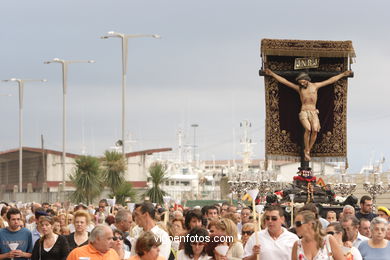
left=326, top=222, right=362, bottom=260
left=292, top=210, right=344, bottom=260
left=241, top=223, right=255, bottom=247
left=178, top=227, right=209, bottom=260
left=112, top=230, right=131, bottom=260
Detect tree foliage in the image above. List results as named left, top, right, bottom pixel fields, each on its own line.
left=101, top=150, right=126, bottom=193
left=69, top=155, right=103, bottom=204
left=145, top=162, right=169, bottom=204
left=110, top=182, right=137, bottom=206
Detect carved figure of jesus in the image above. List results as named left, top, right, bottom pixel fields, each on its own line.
left=265, top=69, right=352, bottom=161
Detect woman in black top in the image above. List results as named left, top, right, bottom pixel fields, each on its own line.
left=66, top=210, right=91, bottom=251
left=31, top=216, right=70, bottom=260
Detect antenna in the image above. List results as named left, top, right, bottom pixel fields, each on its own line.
left=177, top=128, right=184, bottom=163
left=240, top=120, right=256, bottom=171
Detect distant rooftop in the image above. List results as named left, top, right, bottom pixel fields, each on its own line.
left=0, top=146, right=172, bottom=160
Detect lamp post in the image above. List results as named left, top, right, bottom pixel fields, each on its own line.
left=2, top=78, right=46, bottom=192
left=44, top=58, right=94, bottom=194
left=101, top=31, right=160, bottom=155
left=191, top=124, right=199, bottom=163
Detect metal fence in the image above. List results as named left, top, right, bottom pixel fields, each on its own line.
left=0, top=191, right=74, bottom=203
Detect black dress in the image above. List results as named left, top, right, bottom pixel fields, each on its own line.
left=66, top=232, right=89, bottom=251
left=31, top=235, right=70, bottom=260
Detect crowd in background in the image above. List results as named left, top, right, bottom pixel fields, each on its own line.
left=0, top=195, right=389, bottom=260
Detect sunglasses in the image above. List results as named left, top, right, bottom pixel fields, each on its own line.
left=242, top=230, right=254, bottom=236
left=327, top=231, right=336, bottom=235
left=113, top=236, right=123, bottom=241
left=294, top=221, right=307, bottom=227
left=265, top=216, right=278, bottom=221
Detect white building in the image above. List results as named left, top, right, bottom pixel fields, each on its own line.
left=160, top=162, right=220, bottom=201
left=0, top=147, right=79, bottom=192
left=124, top=148, right=172, bottom=190
left=0, top=147, right=172, bottom=193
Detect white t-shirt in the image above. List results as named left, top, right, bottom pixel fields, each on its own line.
left=129, top=225, right=143, bottom=238
left=130, top=225, right=171, bottom=260
left=244, top=228, right=299, bottom=260
left=342, top=246, right=362, bottom=260
left=124, top=250, right=131, bottom=259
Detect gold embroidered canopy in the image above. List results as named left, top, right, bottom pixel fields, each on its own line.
left=261, top=39, right=356, bottom=59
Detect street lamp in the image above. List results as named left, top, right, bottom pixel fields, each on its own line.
left=44, top=58, right=94, bottom=193
left=2, top=78, right=47, bottom=192
left=191, top=124, right=199, bottom=163
left=101, top=31, right=160, bottom=155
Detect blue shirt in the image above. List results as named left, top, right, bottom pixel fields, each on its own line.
left=31, top=228, right=41, bottom=247
left=358, top=240, right=390, bottom=260
left=0, top=227, right=33, bottom=260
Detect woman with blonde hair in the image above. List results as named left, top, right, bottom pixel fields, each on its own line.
left=241, top=223, right=255, bottom=247
left=58, top=213, right=67, bottom=228
left=66, top=210, right=90, bottom=251
left=292, top=210, right=344, bottom=260
left=210, top=218, right=243, bottom=260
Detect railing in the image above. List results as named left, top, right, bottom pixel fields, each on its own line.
left=0, top=191, right=74, bottom=203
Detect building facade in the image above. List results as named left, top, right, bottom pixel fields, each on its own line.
left=0, top=147, right=172, bottom=194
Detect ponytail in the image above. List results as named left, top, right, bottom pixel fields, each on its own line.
left=312, top=219, right=326, bottom=249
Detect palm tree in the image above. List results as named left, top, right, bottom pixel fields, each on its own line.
left=145, top=162, right=169, bottom=204
left=101, top=150, right=126, bottom=193
left=110, top=182, right=137, bottom=206
left=69, top=155, right=103, bottom=204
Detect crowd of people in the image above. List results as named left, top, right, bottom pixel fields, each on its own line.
left=0, top=195, right=389, bottom=260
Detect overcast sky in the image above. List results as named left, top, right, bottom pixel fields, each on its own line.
left=1, top=0, right=389, bottom=173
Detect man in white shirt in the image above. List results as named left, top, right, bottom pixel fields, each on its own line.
left=341, top=215, right=368, bottom=248
left=358, top=218, right=371, bottom=238
left=243, top=205, right=298, bottom=260
left=131, top=202, right=171, bottom=259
